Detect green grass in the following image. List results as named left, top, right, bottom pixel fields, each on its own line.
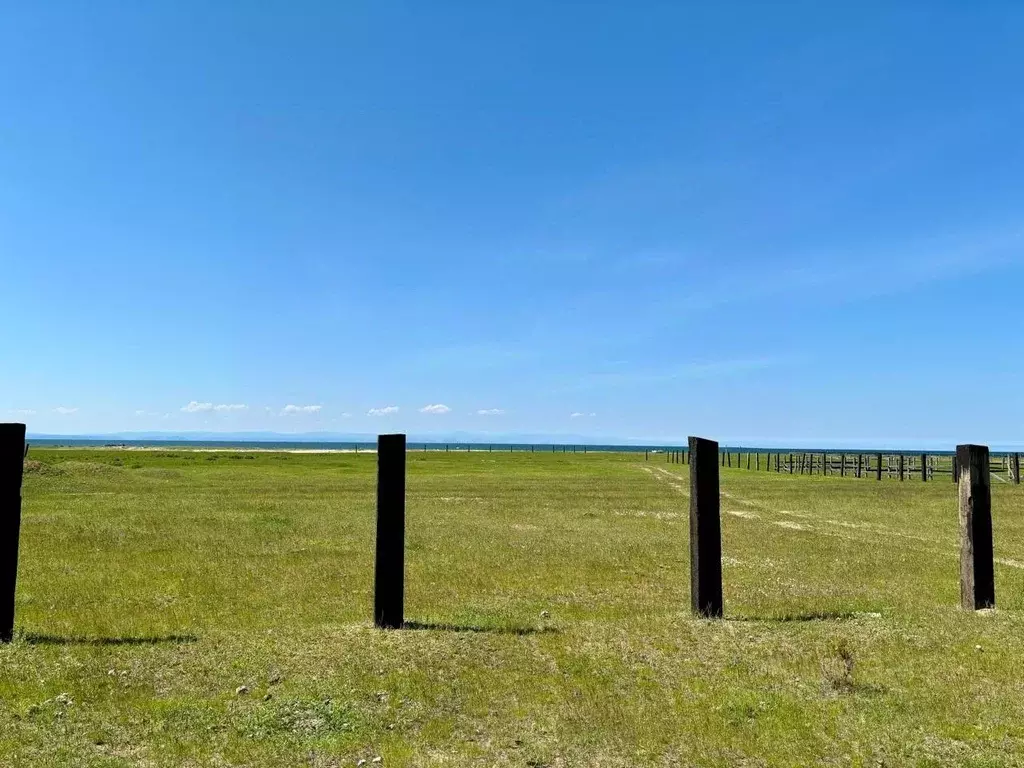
left=3, top=449, right=1024, bottom=766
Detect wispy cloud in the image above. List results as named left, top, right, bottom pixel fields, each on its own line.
left=10, top=409, right=36, bottom=416
left=181, top=401, right=247, bottom=413
left=53, top=406, right=79, bottom=415
left=368, top=406, right=399, bottom=416
left=476, top=408, right=505, bottom=415
left=570, top=411, right=596, bottom=418
left=419, top=404, right=451, bottom=414
left=282, top=404, right=322, bottom=415
left=566, top=357, right=790, bottom=391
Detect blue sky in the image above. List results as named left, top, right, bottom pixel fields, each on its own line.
left=2, top=2, right=1023, bottom=447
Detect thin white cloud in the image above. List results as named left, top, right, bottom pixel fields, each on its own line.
left=570, top=412, right=596, bottom=418
left=476, top=408, right=505, bottom=415
left=10, top=409, right=36, bottom=416
left=54, top=407, right=79, bottom=415
left=419, top=404, right=451, bottom=414
left=182, top=401, right=247, bottom=413
left=368, top=406, right=399, bottom=416
left=282, top=404, right=322, bottom=415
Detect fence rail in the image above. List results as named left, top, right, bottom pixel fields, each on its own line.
left=656, top=448, right=1022, bottom=484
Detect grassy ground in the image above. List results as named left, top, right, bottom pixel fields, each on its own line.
left=3, top=449, right=1024, bottom=766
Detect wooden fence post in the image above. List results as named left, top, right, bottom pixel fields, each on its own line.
left=920, top=453, right=927, bottom=482
left=688, top=436, right=723, bottom=618
left=958, top=444, right=994, bottom=611
left=840, top=454, right=846, bottom=478
left=1, top=424, right=26, bottom=643
left=876, top=453, right=883, bottom=481
left=1012, top=453, right=1020, bottom=485
left=756, top=452, right=760, bottom=471
left=788, top=453, right=794, bottom=474
left=374, top=434, right=406, bottom=629
left=898, top=454, right=905, bottom=481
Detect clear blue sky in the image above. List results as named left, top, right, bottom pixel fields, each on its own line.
left=2, top=2, right=1023, bottom=447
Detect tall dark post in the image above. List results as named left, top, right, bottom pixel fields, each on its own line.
left=898, top=454, right=905, bottom=481
left=755, top=452, right=760, bottom=471
left=688, top=436, right=722, bottom=618
left=1, top=423, right=26, bottom=643
left=1012, top=453, right=1020, bottom=485
left=857, top=453, right=863, bottom=479
left=374, top=434, right=406, bottom=629
left=920, top=453, right=928, bottom=482
left=958, top=444, right=994, bottom=611
left=876, top=453, right=883, bottom=481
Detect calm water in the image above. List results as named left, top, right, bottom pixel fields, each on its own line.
left=24, top=438, right=973, bottom=456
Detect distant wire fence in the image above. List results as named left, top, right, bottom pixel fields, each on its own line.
left=654, top=448, right=1022, bottom=485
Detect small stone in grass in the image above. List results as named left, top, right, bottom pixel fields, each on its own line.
left=372, top=759, right=382, bottom=764
left=976, top=645, right=983, bottom=652
left=235, top=685, right=249, bottom=696
left=357, top=761, right=366, bottom=767
left=540, top=610, right=550, bottom=618
left=262, top=693, right=272, bottom=702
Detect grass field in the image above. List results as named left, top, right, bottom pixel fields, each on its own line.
left=3, top=449, right=1024, bottom=766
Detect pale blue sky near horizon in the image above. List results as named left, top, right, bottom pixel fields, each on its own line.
left=2, top=2, right=1024, bottom=448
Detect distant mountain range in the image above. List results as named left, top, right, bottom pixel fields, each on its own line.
left=25, top=430, right=654, bottom=446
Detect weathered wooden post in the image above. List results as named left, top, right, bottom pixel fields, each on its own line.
left=374, top=434, right=406, bottom=629
left=645, top=448, right=649, bottom=461
left=1012, top=453, right=1020, bottom=485
left=1, top=432, right=24, bottom=627
left=1, top=424, right=26, bottom=643
left=920, top=453, right=927, bottom=482
left=788, top=453, right=794, bottom=474
left=688, top=436, right=722, bottom=618
left=958, top=444, right=994, bottom=611
left=756, top=452, right=760, bottom=471
left=898, top=454, right=905, bottom=481
left=876, top=453, right=883, bottom=481
left=856, top=453, right=863, bottom=479
left=840, top=454, right=846, bottom=477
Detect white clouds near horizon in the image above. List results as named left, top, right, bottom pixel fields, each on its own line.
left=368, top=406, right=399, bottom=416
left=476, top=408, right=505, bottom=415
left=181, top=401, right=248, bottom=413
left=282, top=404, right=322, bottom=415
left=419, top=404, right=451, bottom=414
left=53, top=406, right=78, bottom=415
